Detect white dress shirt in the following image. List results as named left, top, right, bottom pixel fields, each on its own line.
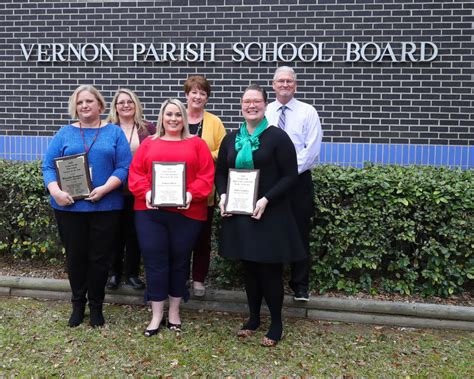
left=266, top=97, right=323, bottom=174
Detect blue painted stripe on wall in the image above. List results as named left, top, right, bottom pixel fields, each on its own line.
left=0, top=135, right=473, bottom=169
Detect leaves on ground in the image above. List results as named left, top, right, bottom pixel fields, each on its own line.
left=0, top=298, right=472, bottom=377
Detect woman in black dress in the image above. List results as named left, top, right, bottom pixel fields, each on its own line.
left=215, top=84, right=305, bottom=347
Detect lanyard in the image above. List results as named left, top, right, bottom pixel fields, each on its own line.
left=79, top=120, right=102, bottom=155
left=123, top=123, right=136, bottom=145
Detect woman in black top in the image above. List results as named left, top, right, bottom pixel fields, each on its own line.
left=215, top=84, right=305, bottom=347
left=105, top=88, right=156, bottom=291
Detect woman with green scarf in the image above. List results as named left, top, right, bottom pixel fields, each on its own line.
left=215, top=84, right=306, bottom=347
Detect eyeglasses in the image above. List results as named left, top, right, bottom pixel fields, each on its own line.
left=242, top=99, right=265, bottom=106
left=117, top=100, right=135, bottom=107
left=275, top=79, right=295, bottom=85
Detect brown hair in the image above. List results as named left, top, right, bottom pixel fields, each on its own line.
left=183, top=75, right=211, bottom=97
left=242, top=83, right=268, bottom=103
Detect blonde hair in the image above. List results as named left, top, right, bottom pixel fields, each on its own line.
left=68, top=85, right=106, bottom=119
left=106, top=88, right=148, bottom=132
left=152, top=98, right=190, bottom=140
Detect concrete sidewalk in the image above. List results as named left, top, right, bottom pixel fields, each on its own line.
left=1, top=275, right=473, bottom=331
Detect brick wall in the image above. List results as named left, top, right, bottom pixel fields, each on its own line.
left=0, top=0, right=473, bottom=164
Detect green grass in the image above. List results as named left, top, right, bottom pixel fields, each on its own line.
left=0, top=297, right=472, bottom=377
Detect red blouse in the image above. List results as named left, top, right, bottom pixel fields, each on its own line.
left=129, top=136, right=214, bottom=221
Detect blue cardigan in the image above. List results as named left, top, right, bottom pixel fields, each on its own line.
left=42, top=123, right=132, bottom=212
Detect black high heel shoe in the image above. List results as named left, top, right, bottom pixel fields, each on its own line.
left=144, top=317, right=166, bottom=337
left=167, top=321, right=182, bottom=332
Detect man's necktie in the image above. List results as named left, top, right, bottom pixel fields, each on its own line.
left=278, top=105, right=287, bottom=130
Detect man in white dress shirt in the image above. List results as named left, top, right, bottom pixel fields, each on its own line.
left=266, top=66, right=323, bottom=301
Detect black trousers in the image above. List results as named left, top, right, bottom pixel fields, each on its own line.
left=289, top=170, right=315, bottom=292
left=54, top=210, right=120, bottom=308
left=110, top=195, right=141, bottom=279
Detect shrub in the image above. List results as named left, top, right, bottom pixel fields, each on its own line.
left=310, top=164, right=473, bottom=297
left=0, top=159, right=62, bottom=260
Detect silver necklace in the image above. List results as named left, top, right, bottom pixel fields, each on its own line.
left=192, top=119, right=203, bottom=136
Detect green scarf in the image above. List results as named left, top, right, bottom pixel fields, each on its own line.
left=235, top=117, right=268, bottom=169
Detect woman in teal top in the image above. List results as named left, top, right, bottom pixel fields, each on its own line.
left=215, top=84, right=305, bottom=347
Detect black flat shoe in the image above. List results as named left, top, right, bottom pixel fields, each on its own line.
left=167, top=321, right=182, bottom=332
left=106, top=275, right=120, bottom=290
left=144, top=317, right=166, bottom=337
left=126, top=276, right=145, bottom=290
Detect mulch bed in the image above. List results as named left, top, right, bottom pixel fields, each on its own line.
left=0, top=255, right=68, bottom=280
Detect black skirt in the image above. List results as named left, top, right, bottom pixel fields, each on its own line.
left=218, top=197, right=306, bottom=264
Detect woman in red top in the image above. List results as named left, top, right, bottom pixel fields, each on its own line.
left=129, top=98, right=214, bottom=337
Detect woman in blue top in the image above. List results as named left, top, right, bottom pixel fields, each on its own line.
left=42, top=85, right=132, bottom=328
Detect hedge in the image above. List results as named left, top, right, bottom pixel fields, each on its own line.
left=0, top=159, right=62, bottom=261
left=309, top=164, right=473, bottom=297
left=0, top=159, right=472, bottom=297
